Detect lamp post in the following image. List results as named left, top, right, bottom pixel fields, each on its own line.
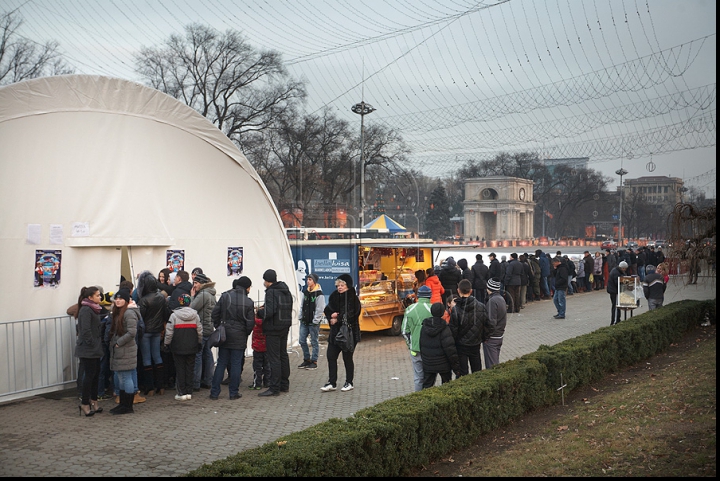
left=615, top=167, right=628, bottom=247
left=351, top=101, right=375, bottom=228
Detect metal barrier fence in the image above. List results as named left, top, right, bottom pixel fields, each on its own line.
left=0, top=315, right=78, bottom=404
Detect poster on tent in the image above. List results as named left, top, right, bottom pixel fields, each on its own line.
left=34, top=250, right=62, bottom=288
left=166, top=250, right=185, bottom=272
left=227, top=247, right=244, bottom=276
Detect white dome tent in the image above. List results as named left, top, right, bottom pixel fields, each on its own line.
left=0, top=75, right=299, bottom=400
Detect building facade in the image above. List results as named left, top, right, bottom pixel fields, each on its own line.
left=622, top=176, right=684, bottom=207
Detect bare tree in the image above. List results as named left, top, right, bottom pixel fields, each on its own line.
left=135, top=23, right=306, bottom=145
left=0, top=11, right=73, bottom=85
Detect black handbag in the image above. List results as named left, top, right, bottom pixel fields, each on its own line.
left=334, top=315, right=355, bottom=353
left=207, top=322, right=226, bottom=348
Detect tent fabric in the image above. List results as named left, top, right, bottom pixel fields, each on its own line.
left=0, top=75, right=299, bottom=325
left=363, top=214, right=407, bottom=232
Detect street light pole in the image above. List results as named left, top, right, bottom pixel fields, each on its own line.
left=351, top=101, right=375, bottom=228
left=615, top=167, right=628, bottom=247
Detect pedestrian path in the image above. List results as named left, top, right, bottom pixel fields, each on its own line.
left=0, top=277, right=713, bottom=477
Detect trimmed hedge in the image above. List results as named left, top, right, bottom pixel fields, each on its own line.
left=187, top=299, right=715, bottom=477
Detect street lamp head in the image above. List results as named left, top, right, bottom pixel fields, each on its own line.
left=351, top=101, right=375, bottom=116
left=615, top=168, right=628, bottom=176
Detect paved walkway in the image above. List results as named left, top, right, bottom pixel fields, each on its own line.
left=0, top=277, right=714, bottom=477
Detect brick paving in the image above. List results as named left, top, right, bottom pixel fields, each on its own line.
left=0, top=277, right=713, bottom=477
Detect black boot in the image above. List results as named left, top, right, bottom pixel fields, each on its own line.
left=109, top=390, right=125, bottom=414
left=142, top=366, right=154, bottom=395
left=154, top=363, right=165, bottom=395
left=123, top=391, right=134, bottom=414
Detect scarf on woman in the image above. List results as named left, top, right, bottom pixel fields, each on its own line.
left=81, top=298, right=101, bottom=314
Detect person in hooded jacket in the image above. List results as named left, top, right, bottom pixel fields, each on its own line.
left=424, top=267, right=445, bottom=305
left=165, top=294, right=203, bottom=401
left=551, top=257, right=569, bottom=319
left=75, top=286, right=105, bottom=417
left=258, top=270, right=294, bottom=397
left=190, top=273, right=217, bottom=391
left=438, top=257, right=462, bottom=305
left=449, top=279, right=488, bottom=376
left=321, top=273, right=362, bottom=393
left=536, top=250, right=551, bottom=299
left=420, top=303, right=460, bottom=389
left=209, top=276, right=255, bottom=400
left=136, top=271, right=169, bottom=396
left=503, top=253, right=523, bottom=313
left=108, top=289, right=140, bottom=415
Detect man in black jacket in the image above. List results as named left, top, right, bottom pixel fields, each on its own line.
left=449, top=279, right=488, bottom=376
left=488, top=253, right=501, bottom=284
left=257, top=269, right=294, bottom=397
left=168, top=270, right=193, bottom=311
left=470, top=254, right=489, bottom=303
left=503, top=253, right=523, bottom=313
left=551, top=257, right=569, bottom=319
left=209, top=276, right=255, bottom=400
left=607, top=261, right=628, bottom=325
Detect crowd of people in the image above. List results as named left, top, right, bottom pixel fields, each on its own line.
left=400, top=246, right=671, bottom=390
left=72, top=244, right=674, bottom=414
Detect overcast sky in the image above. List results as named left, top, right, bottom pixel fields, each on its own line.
left=5, top=0, right=716, bottom=196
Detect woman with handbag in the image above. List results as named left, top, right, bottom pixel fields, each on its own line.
left=321, top=274, right=361, bottom=393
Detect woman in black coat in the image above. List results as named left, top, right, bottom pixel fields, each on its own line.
left=75, top=286, right=104, bottom=416
left=321, top=274, right=361, bottom=393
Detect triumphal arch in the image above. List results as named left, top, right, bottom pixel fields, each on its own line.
left=463, top=176, right=535, bottom=241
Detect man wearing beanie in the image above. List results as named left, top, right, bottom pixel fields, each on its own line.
left=258, top=269, right=293, bottom=397
left=298, top=273, right=325, bottom=370
left=402, top=285, right=433, bottom=391
left=484, top=278, right=507, bottom=368
left=419, top=302, right=460, bottom=389
left=209, top=276, right=255, bottom=400
left=607, top=260, right=628, bottom=325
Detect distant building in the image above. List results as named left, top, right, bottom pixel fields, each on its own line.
left=463, top=176, right=535, bottom=241
left=543, top=157, right=590, bottom=173
left=622, top=176, right=684, bottom=209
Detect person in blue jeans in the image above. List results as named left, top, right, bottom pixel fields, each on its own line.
left=551, top=257, right=569, bottom=319
left=298, top=273, right=325, bottom=370
left=190, top=273, right=217, bottom=390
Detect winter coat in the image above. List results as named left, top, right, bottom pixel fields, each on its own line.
left=420, top=316, right=460, bottom=375
left=488, top=258, right=502, bottom=281
left=583, top=255, right=595, bottom=279
left=138, top=289, right=168, bottom=334
left=529, top=256, right=542, bottom=281
left=606, top=252, right=618, bottom=273
left=607, top=267, right=624, bottom=294
left=577, top=259, right=585, bottom=278
left=402, top=298, right=432, bottom=354
left=457, top=258, right=473, bottom=284
left=470, top=260, right=489, bottom=293
left=324, top=287, right=362, bottom=347
left=503, top=259, right=523, bottom=286
left=75, top=304, right=104, bottom=359
left=190, top=282, right=217, bottom=337
left=301, top=284, right=326, bottom=326
left=211, top=287, right=255, bottom=350
left=251, top=317, right=266, bottom=353
left=553, top=260, right=570, bottom=290
left=425, top=274, right=445, bottom=304
left=261, top=281, right=294, bottom=335
left=110, top=306, right=139, bottom=372
left=538, top=253, right=551, bottom=277
left=642, top=272, right=666, bottom=300
left=449, top=296, right=487, bottom=347
left=438, top=264, right=462, bottom=298
left=165, top=306, right=203, bottom=356
left=519, top=260, right=531, bottom=286
left=167, top=281, right=193, bottom=312
left=593, top=256, right=603, bottom=275
left=485, top=291, right=507, bottom=339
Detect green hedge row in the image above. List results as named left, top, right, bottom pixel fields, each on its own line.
left=187, top=299, right=715, bottom=477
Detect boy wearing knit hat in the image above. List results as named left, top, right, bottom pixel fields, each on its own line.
left=401, top=285, right=433, bottom=391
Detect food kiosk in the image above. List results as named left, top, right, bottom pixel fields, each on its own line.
left=289, top=238, right=434, bottom=335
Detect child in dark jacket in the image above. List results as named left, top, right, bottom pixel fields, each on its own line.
left=420, top=303, right=460, bottom=389
left=250, top=315, right=270, bottom=390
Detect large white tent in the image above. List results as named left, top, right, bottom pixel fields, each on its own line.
left=0, top=75, right=300, bottom=324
